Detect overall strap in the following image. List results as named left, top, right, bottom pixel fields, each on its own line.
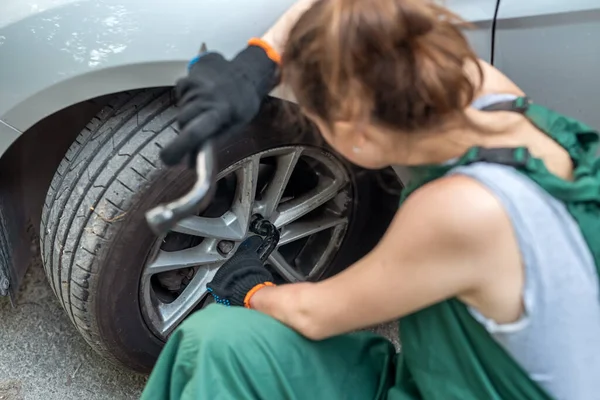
left=463, top=147, right=532, bottom=169
left=403, top=94, right=600, bottom=204
left=467, top=94, right=533, bottom=167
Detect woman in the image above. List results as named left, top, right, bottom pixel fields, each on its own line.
left=143, top=0, right=600, bottom=399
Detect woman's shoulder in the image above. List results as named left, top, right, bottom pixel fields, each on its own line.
left=399, top=173, right=511, bottom=249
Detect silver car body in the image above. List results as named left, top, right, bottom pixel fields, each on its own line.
left=3, top=0, right=599, bottom=156
left=0, top=0, right=504, bottom=155
left=0, top=0, right=294, bottom=155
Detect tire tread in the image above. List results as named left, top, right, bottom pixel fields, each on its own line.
left=40, top=89, right=179, bottom=363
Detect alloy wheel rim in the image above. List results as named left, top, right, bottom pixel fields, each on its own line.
left=140, top=146, right=352, bottom=339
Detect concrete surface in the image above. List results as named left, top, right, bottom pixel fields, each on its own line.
left=0, top=243, right=398, bottom=400
left=0, top=249, right=147, bottom=400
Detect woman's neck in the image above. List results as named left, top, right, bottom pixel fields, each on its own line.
left=392, top=124, right=498, bottom=166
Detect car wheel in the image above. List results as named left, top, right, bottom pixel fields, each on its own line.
left=40, top=89, right=400, bottom=372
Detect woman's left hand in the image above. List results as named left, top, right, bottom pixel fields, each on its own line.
left=207, top=236, right=276, bottom=308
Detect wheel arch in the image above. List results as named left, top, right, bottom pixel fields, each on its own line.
left=0, top=89, right=134, bottom=299
left=0, top=84, right=288, bottom=300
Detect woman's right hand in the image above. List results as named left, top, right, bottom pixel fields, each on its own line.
left=160, top=43, right=280, bottom=167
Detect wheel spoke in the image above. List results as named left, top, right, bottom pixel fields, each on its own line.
left=279, top=215, right=348, bottom=246
left=230, top=156, right=260, bottom=236
left=267, top=251, right=306, bottom=283
left=172, top=157, right=260, bottom=240
left=274, top=177, right=345, bottom=227
left=145, top=239, right=222, bottom=275
left=306, top=224, right=347, bottom=278
left=172, top=212, right=245, bottom=240
left=258, top=149, right=303, bottom=218
left=156, top=265, right=219, bottom=336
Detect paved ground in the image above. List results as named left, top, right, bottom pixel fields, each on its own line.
left=0, top=244, right=398, bottom=400
left=0, top=251, right=147, bottom=400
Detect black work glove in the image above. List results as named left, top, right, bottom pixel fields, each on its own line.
left=160, top=45, right=280, bottom=167
left=207, top=236, right=275, bottom=307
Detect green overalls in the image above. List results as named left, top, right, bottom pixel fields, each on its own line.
left=141, top=98, right=600, bottom=400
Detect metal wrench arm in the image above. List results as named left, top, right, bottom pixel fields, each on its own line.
left=145, top=142, right=216, bottom=235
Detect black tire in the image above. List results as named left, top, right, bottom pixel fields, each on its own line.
left=40, top=89, right=398, bottom=372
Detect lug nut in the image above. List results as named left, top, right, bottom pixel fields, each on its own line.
left=217, top=240, right=235, bottom=256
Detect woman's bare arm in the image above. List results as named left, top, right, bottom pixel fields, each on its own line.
left=251, top=175, right=520, bottom=340
left=261, top=0, right=320, bottom=54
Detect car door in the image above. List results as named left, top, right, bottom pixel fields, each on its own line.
left=446, top=0, right=499, bottom=62
left=393, top=0, right=499, bottom=183
left=494, top=0, right=600, bottom=129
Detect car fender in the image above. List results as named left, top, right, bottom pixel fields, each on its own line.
left=0, top=0, right=296, bottom=155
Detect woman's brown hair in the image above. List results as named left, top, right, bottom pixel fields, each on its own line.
left=281, top=0, right=483, bottom=133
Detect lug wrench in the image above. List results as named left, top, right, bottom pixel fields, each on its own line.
left=145, top=141, right=216, bottom=236
left=145, top=43, right=216, bottom=236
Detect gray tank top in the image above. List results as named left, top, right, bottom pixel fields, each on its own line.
left=446, top=155, right=600, bottom=397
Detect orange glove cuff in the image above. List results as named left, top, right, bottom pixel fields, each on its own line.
left=248, top=38, right=282, bottom=65
left=244, top=281, right=276, bottom=309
